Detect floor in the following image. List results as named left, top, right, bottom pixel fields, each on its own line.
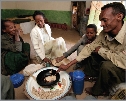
left=15, top=28, right=109, bottom=100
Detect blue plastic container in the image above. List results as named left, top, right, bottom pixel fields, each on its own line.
left=72, top=70, right=85, bottom=95
left=10, top=73, right=24, bottom=88
left=69, top=72, right=73, bottom=81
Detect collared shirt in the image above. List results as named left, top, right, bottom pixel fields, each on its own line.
left=63, top=34, right=97, bottom=58
left=76, top=21, right=126, bottom=69
left=1, top=34, right=23, bottom=52
left=40, top=27, right=50, bottom=44
left=30, top=24, right=54, bottom=60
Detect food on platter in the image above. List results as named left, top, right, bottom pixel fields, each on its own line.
left=32, top=78, right=66, bottom=99
left=51, top=58, right=70, bottom=67
left=44, top=75, right=56, bottom=82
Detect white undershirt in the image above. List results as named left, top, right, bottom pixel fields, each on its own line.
left=40, top=27, right=50, bottom=44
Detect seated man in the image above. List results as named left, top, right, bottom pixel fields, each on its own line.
left=1, top=74, right=15, bottom=99
left=30, top=11, right=67, bottom=64
left=1, top=19, right=30, bottom=75
left=55, top=24, right=97, bottom=70
left=57, top=2, right=126, bottom=96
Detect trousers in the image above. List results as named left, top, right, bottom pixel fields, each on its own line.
left=82, top=53, right=125, bottom=95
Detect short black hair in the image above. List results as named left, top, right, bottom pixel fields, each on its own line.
left=86, top=24, right=97, bottom=33
left=101, top=2, right=125, bottom=20
left=33, top=10, right=45, bottom=20
left=1, top=19, right=13, bottom=34
left=1, top=19, right=12, bottom=30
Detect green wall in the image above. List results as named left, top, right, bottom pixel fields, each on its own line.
left=1, top=9, right=19, bottom=19
left=1, top=9, right=72, bottom=26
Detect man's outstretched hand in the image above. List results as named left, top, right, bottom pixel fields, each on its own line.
left=93, top=46, right=101, bottom=53
left=57, top=64, right=69, bottom=73
left=55, top=56, right=65, bottom=63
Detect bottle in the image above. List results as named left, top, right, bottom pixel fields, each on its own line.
left=46, top=62, right=50, bottom=67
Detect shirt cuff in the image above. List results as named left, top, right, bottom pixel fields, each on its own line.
left=15, top=41, right=22, bottom=51
left=76, top=56, right=82, bottom=62
left=98, top=47, right=108, bottom=60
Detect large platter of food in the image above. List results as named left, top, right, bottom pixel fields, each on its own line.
left=25, top=67, right=72, bottom=100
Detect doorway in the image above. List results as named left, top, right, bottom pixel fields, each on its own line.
left=72, top=2, right=78, bottom=28
left=71, top=1, right=88, bottom=36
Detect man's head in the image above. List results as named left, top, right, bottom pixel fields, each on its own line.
left=33, top=11, right=45, bottom=28
left=86, top=24, right=97, bottom=41
left=99, top=2, right=125, bottom=36
left=1, top=19, right=17, bottom=36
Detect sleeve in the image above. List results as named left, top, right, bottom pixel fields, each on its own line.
left=76, top=32, right=103, bottom=62
left=15, top=41, right=22, bottom=52
left=30, top=29, right=45, bottom=60
left=1, top=36, right=22, bottom=52
left=63, top=35, right=87, bottom=58
left=98, top=47, right=126, bottom=69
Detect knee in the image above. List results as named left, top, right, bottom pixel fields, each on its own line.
left=23, top=43, right=30, bottom=48
left=24, top=42, right=30, bottom=46
left=100, top=61, right=114, bottom=71
left=55, top=37, right=63, bottom=41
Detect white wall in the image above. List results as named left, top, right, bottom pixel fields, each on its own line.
left=1, top=1, right=16, bottom=9
left=1, top=1, right=71, bottom=11
left=86, top=1, right=91, bottom=9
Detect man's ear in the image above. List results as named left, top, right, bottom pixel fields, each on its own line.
left=116, top=13, right=123, bottom=21
left=2, top=29, right=6, bottom=32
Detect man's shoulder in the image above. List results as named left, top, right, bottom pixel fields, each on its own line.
left=98, top=30, right=106, bottom=36
left=30, top=25, right=39, bottom=34
left=31, top=25, right=37, bottom=30
left=45, top=24, right=51, bottom=29
left=1, top=34, right=7, bottom=40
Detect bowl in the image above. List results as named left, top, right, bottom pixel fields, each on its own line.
left=36, top=69, right=60, bottom=87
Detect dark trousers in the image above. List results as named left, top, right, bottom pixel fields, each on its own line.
left=81, top=53, right=125, bottom=96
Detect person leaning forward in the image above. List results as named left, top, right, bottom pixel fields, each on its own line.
left=57, top=2, right=126, bottom=96
left=55, top=24, right=97, bottom=70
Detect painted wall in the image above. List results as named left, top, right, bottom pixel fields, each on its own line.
left=1, top=1, right=93, bottom=26
left=1, top=1, right=71, bottom=11
left=86, top=1, right=91, bottom=9
left=1, top=1, right=72, bottom=26
left=16, top=1, right=71, bottom=11
left=1, top=1, right=16, bottom=9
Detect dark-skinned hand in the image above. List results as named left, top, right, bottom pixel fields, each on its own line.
left=93, top=46, right=101, bottom=54
left=43, top=57, right=52, bottom=64
left=55, top=56, right=65, bottom=63
left=57, top=64, right=69, bottom=73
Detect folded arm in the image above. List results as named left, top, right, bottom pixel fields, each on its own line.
left=1, top=36, right=23, bottom=52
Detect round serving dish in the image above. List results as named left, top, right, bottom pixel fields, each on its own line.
left=25, top=67, right=72, bottom=100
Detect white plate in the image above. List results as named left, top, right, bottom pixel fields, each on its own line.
left=25, top=67, right=72, bottom=100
